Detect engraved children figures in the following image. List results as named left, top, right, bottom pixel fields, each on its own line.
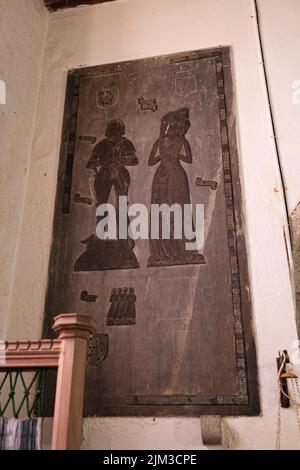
left=107, top=287, right=136, bottom=326
left=74, top=119, right=140, bottom=271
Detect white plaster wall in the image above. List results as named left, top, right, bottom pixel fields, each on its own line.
left=4, top=0, right=300, bottom=449
left=257, top=0, right=300, bottom=215
left=0, top=0, right=48, bottom=338
left=257, top=0, right=300, bottom=334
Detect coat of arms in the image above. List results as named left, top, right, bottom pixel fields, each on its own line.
left=87, top=333, right=109, bottom=366
left=175, top=67, right=197, bottom=98
left=96, top=85, right=119, bottom=109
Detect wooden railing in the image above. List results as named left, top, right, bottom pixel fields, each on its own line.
left=0, top=314, right=96, bottom=450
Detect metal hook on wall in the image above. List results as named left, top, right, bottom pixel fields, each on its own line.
left=276, top=350, right=298, bottom=408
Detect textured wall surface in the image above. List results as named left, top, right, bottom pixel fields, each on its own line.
left=258, top=0, right=300, bottom=213
left=0, top=0, right=48, bottom=338
left=1, top=0, right=300, bottom=449
left=257, top=0, right=300, bottom=336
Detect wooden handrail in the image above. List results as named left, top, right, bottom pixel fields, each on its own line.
left=1, top=340, right=61, bottom=369
left=0, top=313, right=96, bottom=450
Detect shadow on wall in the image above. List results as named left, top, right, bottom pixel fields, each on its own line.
left=44, top=0, right=116, bottom=12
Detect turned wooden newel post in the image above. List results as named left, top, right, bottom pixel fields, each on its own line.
left=51, top=314, right=96, bottom=450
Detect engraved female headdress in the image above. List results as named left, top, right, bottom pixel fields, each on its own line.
left=160, top=107, right=190, bottom=138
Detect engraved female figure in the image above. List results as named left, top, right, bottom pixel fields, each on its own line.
left=148, top=107, right=205, bottom=266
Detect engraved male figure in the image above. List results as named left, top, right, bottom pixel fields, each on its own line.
left=74, top=119, right=139, bottom=271
left=86, top=119, right=138, bottom=208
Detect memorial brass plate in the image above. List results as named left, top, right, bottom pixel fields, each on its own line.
left=43, top=47, right=259, bottom=416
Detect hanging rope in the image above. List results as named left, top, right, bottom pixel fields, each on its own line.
left=276, top=350, right=300, bottom=449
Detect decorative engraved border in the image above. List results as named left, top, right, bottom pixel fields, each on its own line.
left=215, top=52, right=248, bottom=405
left=62, top=73, right=81, bottom=214
left=128, top=50, right=248, bottom=406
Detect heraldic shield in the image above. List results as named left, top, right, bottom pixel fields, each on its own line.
left=175, top=70, right=197, bottom=98
left=96, top=85, right=119, bottom=109
left=87, top=333, right=109, bottom=366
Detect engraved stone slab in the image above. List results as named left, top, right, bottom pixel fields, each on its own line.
left=44, top=47, right=259, bottom=417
